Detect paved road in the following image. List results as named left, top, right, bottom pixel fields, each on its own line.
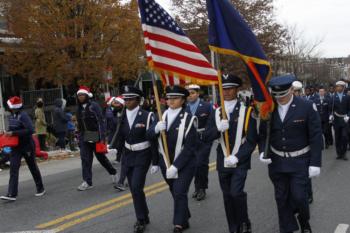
left=0, top=145, right=349, bottom=233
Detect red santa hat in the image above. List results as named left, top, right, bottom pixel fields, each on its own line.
left=77, top=86, right=93, bottom=98
left=106, top=96, right=115, bottom=106
left=7, top=96, right=23, bottom=109
left=114, top=96, right=125, bottom=106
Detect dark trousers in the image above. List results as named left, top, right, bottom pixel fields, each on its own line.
left=194, top=141, right=211, bottom=190
left=37, top=134, right=47, bottom=151
left=268, top=169, right=310, bottom=233
left=307, top=178, right=313, bottom=198
left=324, top=123, right=333, bottom=146
left=55, top=132, right=66, bottom=149
left=118, top=160, right=127, bottom=185
left=334, top=123, right=348, bottom=157
left=79, top=142, right=116, bottom=185
left=8, top=149, right=44, bottom=197
left=218, top=168, right=249, bottom=233
left=126, top=165, right=149, bottom=221
left=160, top=160, right=195, bottom=226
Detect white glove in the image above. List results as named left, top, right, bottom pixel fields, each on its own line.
left=217, top=119, right=229, bottom=132
left=150, top=166, right=160, bottom=174
left=344, top=116, right=349, bottom=123
left=155, top=121, right=166, bottom=134
left=259, top=152, right=272, bottom=164
left=224, top=155, right=239, bottom=168
left=309, top=166, right=321, bottom=178
left=329, top=115, right=334, bottom=122
left=166, top=165, right=178, bottom=179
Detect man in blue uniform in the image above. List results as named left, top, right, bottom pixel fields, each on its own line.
left=115, top=86, right=158, bottom=233
left=204, top=74, right=261, bottom=233
left=313, top=87, right=331, bottom=148
left=329, top=80, right=350, bottom=160
left=0, top=96, right=45, bottom=201
left=185, top=84, right=213, bottom=201
left=260, top=74, right=323, bottom=233
left=75, top=86, right=118, bottom=191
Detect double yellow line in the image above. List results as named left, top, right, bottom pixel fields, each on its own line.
left=36, top=162, right=217, bottom=232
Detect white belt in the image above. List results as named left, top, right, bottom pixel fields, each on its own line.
left=271, top=146, right=310, bottom=158
left=335, top=112, right=347, bottom=118
left=125, top=141, right=151, bottom=151
left=197, top=128, right=205, bottom=133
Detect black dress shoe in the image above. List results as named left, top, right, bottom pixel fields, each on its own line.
left=173, top=227, right=183, bottom=233
left=343, top=156, right=348, bottom=161
left=182, top=222, right=190, bottom=230
left=192, top=190, right=198, bottom=199
left=301, top=229, right=312, bottom=233
left=336, top=155, right=342, bottom=160
left=196, top=189, right=206, bottom=201
left=297, top=215, right=312, bottom=233
left=133, top=221, right=146, bottom=233
left=143, top=217, right=150, bottom=225
left=238, top=221, right=252, bottom=233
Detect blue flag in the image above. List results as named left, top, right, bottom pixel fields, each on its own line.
left=207, top=0, right=273, bottom=119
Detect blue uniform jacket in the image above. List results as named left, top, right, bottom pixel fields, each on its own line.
left=8, top=111, right=34, bottom=152
left=329, top=92, right=350, bottom=127
left=261, top=97, right=323, bottom=172
left=313, top=96, right=330, bottom=123
left=203, top=101, right=261, bottom=171
left=186, top=100, right=212, bottom=130
left=116, top=108, right=158, bottom=167
left=147, top=108, right=197, bottom=171
left=186, top=100, right=213, bottom=154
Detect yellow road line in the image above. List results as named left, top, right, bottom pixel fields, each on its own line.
left=36, top=181, right=166, bottom=229
left=54, top=185, right=169, bottom=232
left=55, top=166, right=217, bottom=232
left=37, top=162, right=217, bottom=231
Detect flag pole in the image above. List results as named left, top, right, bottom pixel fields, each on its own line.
left=213, top=52, right=231, bottom=157
left=210, top=50, right=218, bottom=105
left=151, top=72, right=171, bottom=168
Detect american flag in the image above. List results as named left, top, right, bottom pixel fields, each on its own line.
left=138, top=0, right=218, bottom=86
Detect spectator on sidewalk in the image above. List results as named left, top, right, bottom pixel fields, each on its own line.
left=53, top=98, right=69, bottom=151
left=34, top=98, right=48, bottom=151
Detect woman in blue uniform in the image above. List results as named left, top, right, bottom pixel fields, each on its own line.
left=115, top=86, right=158, bottom=233
left=148, top=85, right=197, bottom=233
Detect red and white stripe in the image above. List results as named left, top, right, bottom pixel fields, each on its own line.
left=160, top=72, right=188, bottom=86
left=142, top=24, right=218, bottom=85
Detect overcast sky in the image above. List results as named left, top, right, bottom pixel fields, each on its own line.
left=156, top=0, right=350, bottom=58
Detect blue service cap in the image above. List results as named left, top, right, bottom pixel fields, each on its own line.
left=222, top=74, right=242, bottom=89
left=122, top=85, right=144, bottom=99
left=269, top=74, right=297, bottom=97
left=166, top=85, right=189, bottom=98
